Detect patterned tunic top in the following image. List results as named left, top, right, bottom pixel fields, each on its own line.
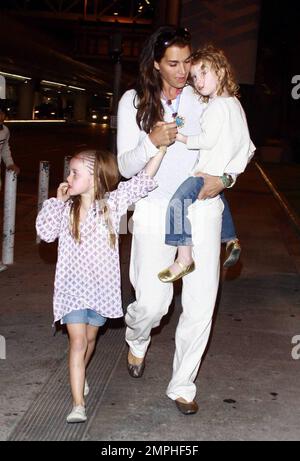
left=36, top=170, right=157, bottom=323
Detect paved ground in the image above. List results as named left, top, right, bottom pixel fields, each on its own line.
left=261, top=162, right=300, bottom=219
left=0, top=125, right=300, bottom=441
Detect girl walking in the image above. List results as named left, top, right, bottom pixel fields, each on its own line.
left=36, top=148, right=164, bottom=423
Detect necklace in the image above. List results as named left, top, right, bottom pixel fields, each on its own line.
left=161, top=89, right=185, bottom=128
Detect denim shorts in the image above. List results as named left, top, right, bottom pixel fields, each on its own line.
left=61, top=309, right=107, bottom=327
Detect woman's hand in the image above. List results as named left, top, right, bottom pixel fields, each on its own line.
left=149, top=121, right=178, bottom=148
left=57, top=182, right=70, bottom=202
left=195, top=172, right=225, bottom=200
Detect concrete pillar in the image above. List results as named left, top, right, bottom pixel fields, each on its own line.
left=63, top=155, right=71, bottom=181
left=36, top=161, right=50, bottom=244
left=0, top=75, right=5, bottom=99
left=33, top=90, right=42, bottom=119
left=2, top=170, right=17, bottom=264
left=166, top=0, right=181, bottom=26
left=73, top=93, right=88, bottom=121
left=154, top=0, right=181, bottom=26
left=17, top=80, right=35, bottom=120
left=112, top=59, right=122, bottom=116
left=154, top=0, right=167, bottom=26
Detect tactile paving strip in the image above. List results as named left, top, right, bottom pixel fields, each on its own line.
left=9, top=325, right=126, bottom=441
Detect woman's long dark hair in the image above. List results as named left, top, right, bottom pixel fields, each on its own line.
left=135, top=26, right=191, bottom=134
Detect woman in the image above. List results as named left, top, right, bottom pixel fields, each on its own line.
left=117, top=26, right=230, bottom=415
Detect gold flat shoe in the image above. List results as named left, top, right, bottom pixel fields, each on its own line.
left=158, top=260, right=195, bottom=283
left=223, top=239, right=241, bottom=267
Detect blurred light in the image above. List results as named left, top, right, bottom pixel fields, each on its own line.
left=34, top=110, right=40, bottom=114
left=106, top=92, right=113, bottom=96
left=6, top=120, right=66, bottom=123
left=102, top=115, right=108, bottom=120
left=92, top=114, right=98, bottom=119
left=113, top=12, right=119, bottom=16
left=7, top=108, right=10, bottom=111
left=0, top=71, right=31, bottom=81
left=41, top=79, right=67, bottom=87
left=50, top=112, right=56, bottom=115
left=68, top=85, right=85, bottom=91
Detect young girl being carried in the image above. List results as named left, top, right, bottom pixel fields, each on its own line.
left=36, top=148, right=165, bottom=423
left=158, top=44, right=255, bottom=282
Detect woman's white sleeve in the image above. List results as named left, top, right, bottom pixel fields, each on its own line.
left=117, top=91, right=158, bottom=179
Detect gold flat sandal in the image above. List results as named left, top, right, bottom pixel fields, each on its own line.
left=158, top=260, right=195, bottom=283
left=223, top=239, right=241, bottom=268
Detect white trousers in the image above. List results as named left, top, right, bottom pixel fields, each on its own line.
left=125, top=196, right=223, bottom=402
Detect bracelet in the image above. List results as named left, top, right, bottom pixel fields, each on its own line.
left=220, top=173, right=233, bottom=188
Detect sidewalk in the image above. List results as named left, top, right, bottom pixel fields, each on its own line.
left=1, top=162, right=300, bottom=441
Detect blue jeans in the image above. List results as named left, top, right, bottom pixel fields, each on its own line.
left=165, top=176, right=237, bottom=246
left=61, top=308, right=107, bottom=327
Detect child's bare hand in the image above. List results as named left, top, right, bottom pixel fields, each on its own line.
left=176, top=132, right=187, bottom=144
left=57, top=182, right=70, bottom=202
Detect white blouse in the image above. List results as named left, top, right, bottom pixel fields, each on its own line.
left=187, top=96, right=255, bottom=177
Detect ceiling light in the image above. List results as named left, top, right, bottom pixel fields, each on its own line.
left=68, top=85, right=86, bottom=91
left=0, top=71, right=31, bottom=81
left=41, top=80, right=67, bottom=87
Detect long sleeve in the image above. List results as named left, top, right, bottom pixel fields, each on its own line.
left=36, top=198, right=67, bottom=242
left=224, top=100, right=256, bottom=177
left=191, top=97, right=255, bottom=183
left=225, top=140, right=255, bottom=189
left=186, top=101, right=224, bottom=151
left=1, top=127, right=14, bottom=167
left=247, top=139, right=256, bottom=163
left=117, top=90, right=159, bottom=179
left=108, top=170, right=158, bottom=222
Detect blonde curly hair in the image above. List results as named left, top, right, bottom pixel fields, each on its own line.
left=190, top=44, right=240, bottom=102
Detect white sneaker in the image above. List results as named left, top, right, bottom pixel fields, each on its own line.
left=84, top=379, right=89, bottom=397
left=0, top=263, right=7, bottom=273
left=66, top=405, right=87, bottom=423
